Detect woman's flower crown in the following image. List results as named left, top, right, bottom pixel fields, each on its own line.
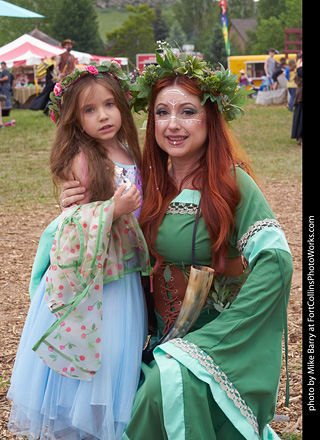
left=49, top=61, right=130, bottom=124
left=130, top=42, right=253, bottom=122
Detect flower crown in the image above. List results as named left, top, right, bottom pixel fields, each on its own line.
left=130, top=42, right=253, bottom=122
left=49, top=61, right=130, bottom=124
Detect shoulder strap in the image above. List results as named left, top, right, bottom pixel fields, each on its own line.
left=191, top=201, right=201, bottom=267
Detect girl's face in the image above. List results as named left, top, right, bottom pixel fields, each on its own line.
left=78, top=83, right=122, bottom=146
left=154, top=85, right=208, bottom=162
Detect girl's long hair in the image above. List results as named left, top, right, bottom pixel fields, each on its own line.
left=139, top=75, right=254, bottom=275
left=50, top=72, right=141, bottom=202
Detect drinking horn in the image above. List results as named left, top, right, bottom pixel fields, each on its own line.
left=143, top=264, right=215, bottom=364
left=159, top=265, right=215, bottom=344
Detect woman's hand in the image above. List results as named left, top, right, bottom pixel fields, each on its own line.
left=113, top=184, right=141, bottom=220
left=60, top=180, right=87, bottom=209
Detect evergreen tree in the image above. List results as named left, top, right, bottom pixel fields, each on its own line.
left=166, top=22, right=187, bottom=49
left=105, top=5, right=156, bottom=67
left=152, top=3, right=169, bottom=42
left=202, top=24, right=228, bottom=68
left=52, top=0, right=101, bottom=54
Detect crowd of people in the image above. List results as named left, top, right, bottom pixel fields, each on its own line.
left=237, top=49, right=303, bottom=145
left=4, top=41, right=296, bottom=440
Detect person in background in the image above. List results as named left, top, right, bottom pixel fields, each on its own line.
left=0, top=61, right=12, bottom=107
left=291, top=55, right=302, bottom=145
left=272, top=57, right=287, bottom=89
left=56, top=39, right=76, bottom=80
left=264, top=48, right=277, bottom=90
left=29, top=62, right=57, bottom=115
left=238, top=69, right=250, bottom=87
left=13, top=67, right=28, bottom=88
left=285, top=59, right=297, bottom=111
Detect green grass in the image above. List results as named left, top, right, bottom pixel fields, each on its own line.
left=96, top=8, right=130, bottom=44
left=0, top=102, right=301, bottom=211
left=230, top=102, right=302, bottom=183
left=281, top=434, right=302, bottom=440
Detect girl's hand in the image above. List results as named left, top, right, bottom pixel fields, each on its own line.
left=60, top=180, right=88, bottom=209
left=113, top=184, right=141, bottom=220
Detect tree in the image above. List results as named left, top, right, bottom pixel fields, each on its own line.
left=202, top=24, right=228, bottom=69
left=253, top=16, right=285, bottom=54
left=52, top=0, right=101, bottom=54
left=166, top=22, right=187, bottom=49
left=171, top=0, right=217, bottom=48
left=256, top=0, right=287, bottom=21
left=249, top=0, right=302, bottom=54
left=152, top=2, right=169, bottom=43
left=227, top=0, right=256, bottom=19
left=0, top=0, right=102, bottom=53
left=105, top=5, right=156, bottom=67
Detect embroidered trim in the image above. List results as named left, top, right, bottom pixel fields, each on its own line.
left=166, top=202, right=200, bottom=215
left=170, top=338, right=260, bottom=436
left=237, top=219, right=281, bottom=254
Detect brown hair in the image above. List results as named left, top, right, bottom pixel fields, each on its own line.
left=50, top=72, right=141, bottom=202
left=139, top=75, right=253, bottom=275
left=288, top=58, right=296, bottom=71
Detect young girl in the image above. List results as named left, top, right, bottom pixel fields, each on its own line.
left=7, top=62, right=150, bottom=440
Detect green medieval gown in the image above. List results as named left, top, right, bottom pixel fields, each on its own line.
left=122, top=167, right=293, bottom=440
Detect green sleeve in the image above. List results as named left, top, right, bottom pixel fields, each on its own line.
left=28, top=216, right=60, bottom=301
left=183, top=168, right=293, bottom=434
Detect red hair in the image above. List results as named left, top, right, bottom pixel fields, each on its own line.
left=139, top=75, right=253, bottom=275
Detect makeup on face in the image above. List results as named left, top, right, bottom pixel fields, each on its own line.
left=154, top=85, right=208, bottom=159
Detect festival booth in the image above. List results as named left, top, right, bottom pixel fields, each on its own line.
left=0, top=34, right=128, bottom=108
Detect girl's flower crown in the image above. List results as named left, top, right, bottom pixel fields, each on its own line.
left=130, top=42, right=253, bottom=122
left=49, top=61, right=130, bottom=124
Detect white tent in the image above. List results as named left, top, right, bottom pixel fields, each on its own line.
left=0, top=34, right=128, bottom=68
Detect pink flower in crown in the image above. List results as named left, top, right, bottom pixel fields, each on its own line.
left=85, top=65, right=99, bottom=75
left=111, top=59, right=121, bottom=68
left=54, top=83, right=63, bottom=96
left=50, top=111, right=57, bottom=124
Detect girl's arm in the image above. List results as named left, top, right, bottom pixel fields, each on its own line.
left=61, top=153, right=141, bottom=218
left=61, top=152, right=90, bottom=206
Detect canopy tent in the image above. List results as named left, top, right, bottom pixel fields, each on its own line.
left=0, top=34, right=128, bottom=68
left=0, top=0, right=44, bottom=18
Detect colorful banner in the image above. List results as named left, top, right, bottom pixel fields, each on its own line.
left=219, top=0, right=230, bottom=56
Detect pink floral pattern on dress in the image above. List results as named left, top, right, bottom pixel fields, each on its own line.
left=33, top=199, right=150, bottom=381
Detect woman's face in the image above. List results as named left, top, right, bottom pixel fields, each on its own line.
left=154, top=85, right=208, bottom=162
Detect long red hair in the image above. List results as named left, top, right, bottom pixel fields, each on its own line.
left=139, top=75, right=253, bottom=275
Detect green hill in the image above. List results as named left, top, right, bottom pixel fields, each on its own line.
left=95, top=8, right=130, bottom=44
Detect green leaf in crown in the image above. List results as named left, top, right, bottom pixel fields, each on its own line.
left=129, top=41, right=254, bottom=122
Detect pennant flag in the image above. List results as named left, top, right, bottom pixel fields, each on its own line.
left=219, top=0, right=230, bottom=56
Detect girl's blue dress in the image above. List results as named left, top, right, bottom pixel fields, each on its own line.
left=7, top=163, right=147, bottom=440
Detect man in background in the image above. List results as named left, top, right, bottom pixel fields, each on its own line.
left=0, top=61, right=12, bottom=108
left=56, top=39, right=76, bottom=80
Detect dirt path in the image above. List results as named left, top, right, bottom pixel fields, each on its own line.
left=0, top=179, right=302, bottom=439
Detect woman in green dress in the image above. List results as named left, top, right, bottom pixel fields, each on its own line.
left=121, top=48, right=293, bottom=440
left=61, top=47, right=293, bottom=439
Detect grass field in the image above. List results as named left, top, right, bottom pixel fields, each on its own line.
left=0, top=101, right=301, bottom=210
left=96, top=8, right=130, bottom=44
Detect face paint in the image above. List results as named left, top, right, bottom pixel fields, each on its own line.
left=154, top=85, right=208, bottom=160
left=155, top=88, right=204, bottom=126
